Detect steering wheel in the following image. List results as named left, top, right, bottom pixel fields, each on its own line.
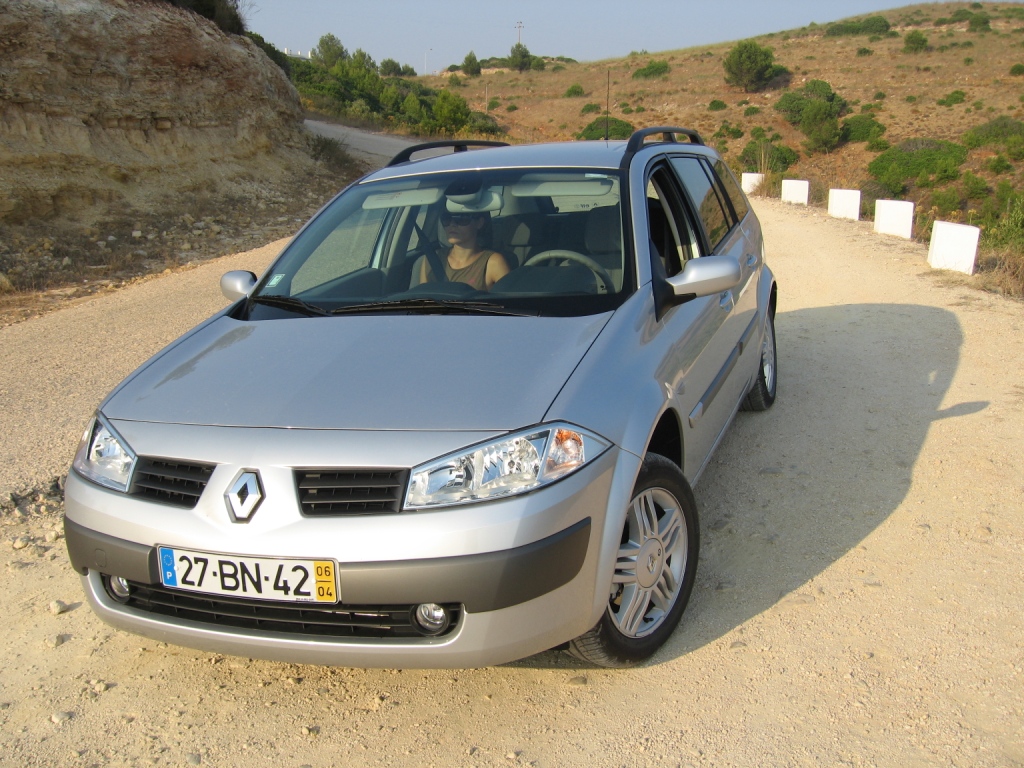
left=522, top=250, right=615, bottom=294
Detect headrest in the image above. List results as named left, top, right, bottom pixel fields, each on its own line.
left=584, top=205, right=622, bottom=254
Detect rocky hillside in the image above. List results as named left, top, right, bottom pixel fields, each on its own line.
left=0, top=0, right=311, bottom=225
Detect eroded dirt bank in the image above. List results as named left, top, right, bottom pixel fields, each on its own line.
left=0, top=200, right=1021, bottom=766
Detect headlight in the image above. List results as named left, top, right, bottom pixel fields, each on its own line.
left=405, top=423, right=610, bottom=510
left=72, top=415, right=137, bottom=493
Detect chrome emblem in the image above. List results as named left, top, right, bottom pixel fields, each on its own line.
left=226, top=470, right=263, bottom=522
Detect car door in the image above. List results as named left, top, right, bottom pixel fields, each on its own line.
left=642, top=161, right=739, bottom=482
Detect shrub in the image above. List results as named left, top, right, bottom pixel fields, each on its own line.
left=774, top=80, right=847, bottom=125
left=964, top=57, right=974, bottom=66
left=987, top=154, right=1014, bottom=174
left=868, top=139, right=968, bottom=194
left=963, top=171, right=990, bottom=200
left=467, top=111, right=502, bottom=135
left=1011, top=64, right=1024, bottom=76
left=906, top=95, right=918, bottom=103
left=508, top=42, right=532, bottom=72
left=486, top=97, right=500, bottom=111
left=246, top=32, right=290, bottom=75
left=842, top=114, right=887, bottom=142
left=867, top=135, right=891, bottom=152
left=713, top=121, right=744, bottom=140
left=744, top=106, right=761, bottom=116
left=904, top=31, right=929, bottom=53
left=1007, top=136, right=1024, bottom=161
left=447, top=73, right=462, bottom=88
left=581, top=102, right=601, bottom=115
left=506, top=103, right=518, bottom=112
left=708, top=100, right=727, bottom=111
left=800, top=101, right=841, bottom=153
left=564, top=84, right=585, bottom=98
left=161, top=0, right=245, bottom=34
left=633, top=60, right=670, bottom=79
left=825, top=16, right=891, bottom=37
left=722, top=40, right=778, bottom=92
left=938, top=90, right=967, bottom=107
left=739, top=139, right=798, bottom=172
left=931, top=187, right=963, bottom=216
left=857, top=48, right=874, bottom=56
left=968, top=13, right=991, bottom=32
left=874, top=91, right=886, bottom=101
left=578, top=117, right=634, bottom=140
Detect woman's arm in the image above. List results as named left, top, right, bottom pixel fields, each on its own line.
left=485, top=251, right=511, bottom=289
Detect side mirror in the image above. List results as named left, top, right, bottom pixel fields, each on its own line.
left=666, top=255, right=741, bottom=301
left=220, top=270, right=257, bottom=302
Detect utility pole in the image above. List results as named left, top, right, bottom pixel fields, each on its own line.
left=515, top=21, right=524, bottom=44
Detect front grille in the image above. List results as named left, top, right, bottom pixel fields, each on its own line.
left=113, top=581, right=460, bottom=639
left=130, top=457, right=215, bottom=508
left=295, top=469, right=409, bottom=516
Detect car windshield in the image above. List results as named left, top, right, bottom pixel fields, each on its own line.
left=246, top=168, right=632, bottom=319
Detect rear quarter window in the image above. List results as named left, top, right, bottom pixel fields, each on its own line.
left=712, top=159, right=750, bottom=224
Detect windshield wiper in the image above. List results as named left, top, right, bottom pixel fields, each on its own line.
left=249, top=295, right=328, bottom=317
left=329, top=298, right=536, bottom=317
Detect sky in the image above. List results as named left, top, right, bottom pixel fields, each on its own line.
left=241, top=0, right=1020, bottom=74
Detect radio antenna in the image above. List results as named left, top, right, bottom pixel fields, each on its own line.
left=605, top=70, right=610, bottom=140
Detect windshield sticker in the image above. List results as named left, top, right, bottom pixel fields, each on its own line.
left=267, top=274, right=285, bottom=288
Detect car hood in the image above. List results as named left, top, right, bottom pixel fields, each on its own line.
left=104, top=313, right=611, bottom=431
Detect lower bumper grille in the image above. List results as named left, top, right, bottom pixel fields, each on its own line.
left=112, top=581, right=460, bottom=639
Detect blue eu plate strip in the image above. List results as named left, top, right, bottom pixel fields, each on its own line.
left=159, top=547, right=177, bottom=586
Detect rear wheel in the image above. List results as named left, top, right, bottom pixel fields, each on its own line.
left=569, top=454, right=699, bottom=667
left=742, top=308, right=777, bottom=412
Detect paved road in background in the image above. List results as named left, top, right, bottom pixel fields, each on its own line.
left=305, top=119, right=415, bottom=167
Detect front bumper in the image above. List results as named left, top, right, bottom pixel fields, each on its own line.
left=64, top=442, right=640, bottom=667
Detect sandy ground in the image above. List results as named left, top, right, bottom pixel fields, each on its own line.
left=0, top=198, right=1021, bottom=767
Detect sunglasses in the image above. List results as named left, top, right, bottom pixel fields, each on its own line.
left=440, top=212, right=480, bottom=226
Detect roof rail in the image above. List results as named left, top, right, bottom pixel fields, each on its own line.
left=387, top=140, right=510, bottom=167
left=624, top=127, right=704, bottom=155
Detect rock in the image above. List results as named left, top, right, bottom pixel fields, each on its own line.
left=568, top=676, right=587, bottom=685
left=49, top=600, right=68, bottom=615
left=131, top=230, right=142, bottom=239
left=50, top=711, right=73, bottom=724
left=46, top=634, right=66, bottom=648
left=44, top=531, right=59, bottom=543
left=730, top=640, right=748, bottom=649
left=185, top=754, right=202, bottom=765
left=93, top=682, right=108, bottom=693
left=12, top=537, right=29, bottom=550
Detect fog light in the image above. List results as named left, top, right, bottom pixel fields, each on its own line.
left=107, top=575, right=132, bottom=603
left=412, top=603, right=450, bottom=636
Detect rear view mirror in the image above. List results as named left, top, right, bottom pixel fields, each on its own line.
left=666, top=255, right=741, bottom=300
left=220, top=270, right=257, bottom=302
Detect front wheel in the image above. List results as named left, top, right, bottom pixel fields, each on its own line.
left=569, top=454, right=699, bottom=668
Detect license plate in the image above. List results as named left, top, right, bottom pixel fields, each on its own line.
left=158, top=546, right=338, bottom=603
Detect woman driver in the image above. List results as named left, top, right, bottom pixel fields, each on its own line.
left=418, top=210, right=510, bottom=291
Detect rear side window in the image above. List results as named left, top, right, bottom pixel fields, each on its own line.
left=712, top=159, right=750, bottom=224
left=668, top=157, right=730, bottom=251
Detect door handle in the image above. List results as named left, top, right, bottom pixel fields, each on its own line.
left=745, top=253, right=757, bottom=268
left=719, top=291, right=734, bottom=310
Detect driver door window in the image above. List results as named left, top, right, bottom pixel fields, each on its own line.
left=646, top=166, right=701, bottom=278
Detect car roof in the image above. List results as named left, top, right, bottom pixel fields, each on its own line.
left=364, top=136, right=718, bottom=183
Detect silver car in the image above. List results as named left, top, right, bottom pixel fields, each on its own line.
left=64, top=128, right=777, bottom=668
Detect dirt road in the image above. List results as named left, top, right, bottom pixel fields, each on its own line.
left=1, top=199, right=1021, bottom=767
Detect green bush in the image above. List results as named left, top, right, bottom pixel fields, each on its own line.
left=842, top=114, right=887, bottom=142
left=708, top=100, right=728, bottom=111
left=963, top=171, right=990, bottom=200
left=868, top=139, right=968, bottom=195
left=578, top=117, right=634, bottom=140
left=800, top=101, right=841, bottom=153
left=506, top=103, right=518, bottom=112
left=160, top=0, right=244, bottom=34
left=633, top=60, right=670, bottom=79
left=462, top=51, right=481, bottom=77
left=722, top=40, right=779, bottom=92
left=774, top=80, right=847, bottom=125
left=713, top=121, right=744, bottom=140
left=581, top=102, right=601, bottom=115
left=1011, top=64, right=1024, bottom=76
left=486, top=97, right=500, bottom=111
left=931, top=188, right=963, bottom=216
left=968, top=13, right=991, bottom=32
left=825, top=16, right=891, bottom=37
left=987, top=154, right=1014, bottom=174
left=904, top=30, right=929, bottom=53
left=906, top=95, right=918, bottom=103
left=739, top=139, right=798, bottom=172
left=938, top=90, right=967, bottom=107
left=744, top=106, right=761, bottom=116
left=867, top=135, right=891, bottom=152
left=857, top=47, right=874, bottom=56
left=1007, top=136, right=1024, bottom=161
left=447, top=73, right=463, bottom=88
left=874, top=91, right=886, bottom=101
left=467, top=111, right=501, bottom=135
left=564, top=84, right=585, bottom=98
left=246, top=32, right=290, bottom=75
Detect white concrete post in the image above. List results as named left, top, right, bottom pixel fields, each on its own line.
left=741, top=173, right=764, bottom=195
left=928, top=221, right=980, bottom=275
left=781, top=180, right=809, bottom=205
left=828, top=189, right=861, bottom=221
left=874, top=200, right=915, bottom=239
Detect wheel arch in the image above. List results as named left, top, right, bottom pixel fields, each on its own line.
left=644, top=408, right=683, bottom=471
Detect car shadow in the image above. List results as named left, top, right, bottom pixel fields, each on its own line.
left=646, top=302, right=985, bottom=662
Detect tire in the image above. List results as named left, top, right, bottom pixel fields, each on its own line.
left=569, top=454, right=699, bottom=668
left=742, top=307, right=777, bottom=412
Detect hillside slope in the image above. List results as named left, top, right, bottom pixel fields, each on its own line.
left=0, top=0, right=310, bottom=225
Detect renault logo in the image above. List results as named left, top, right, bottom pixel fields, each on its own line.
left=226, top=470, right=263, bottom=522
